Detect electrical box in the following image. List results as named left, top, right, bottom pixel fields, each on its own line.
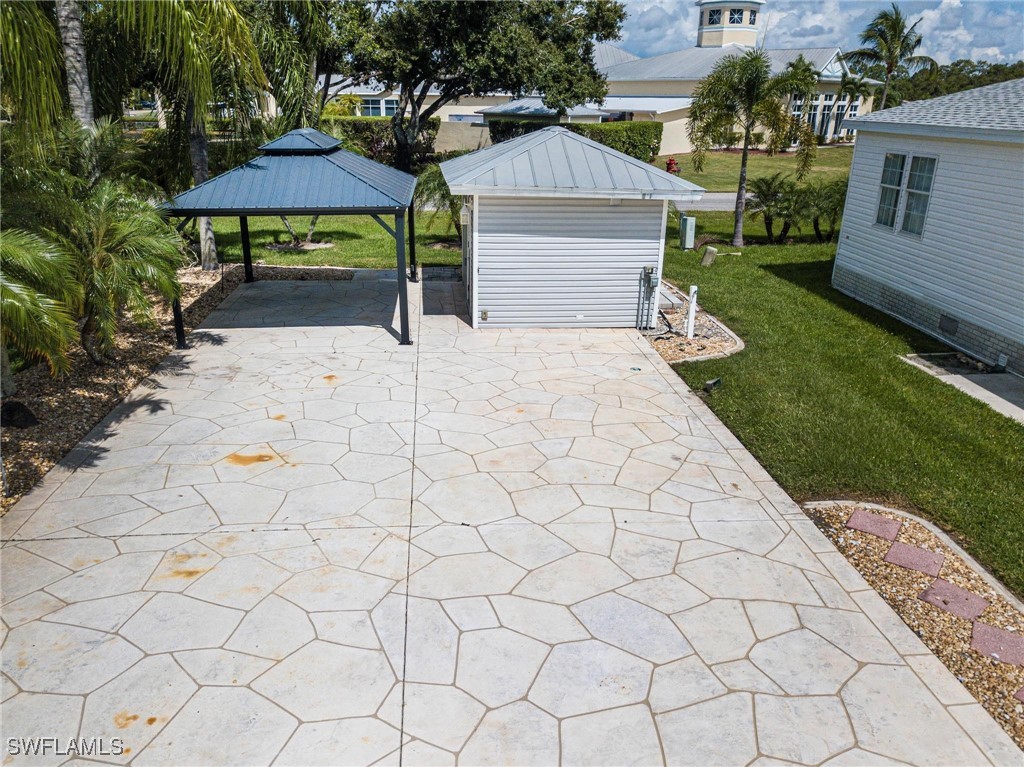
left=679, top=216, right=696, bottom=249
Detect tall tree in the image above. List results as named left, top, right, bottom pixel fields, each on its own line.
left=351, top=0, right=625, bottom=172
left=55, top=0, right=94, bottom=125
left=0, top=2, right=65, bottom=136
left=843, top=3, right=936, bottom=110
left=688, top=50, right=818, bottom=246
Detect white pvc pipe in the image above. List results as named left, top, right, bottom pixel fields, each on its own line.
left=686, top=285, right=698, bottom=339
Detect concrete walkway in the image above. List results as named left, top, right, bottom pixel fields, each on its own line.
left=1, top=274, right=1020, bottom=766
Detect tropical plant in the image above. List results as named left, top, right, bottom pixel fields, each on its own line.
left=0, top=2, right=65, bottom=136
left=414, top=157, right=467, bottom=239
left=322, top=94, right=364, bottom=118
left=47, top=182, right=183, bottom=364
left=745, top=172, right=794, bottom=244
left=804, top=176, right=849, bottom=243
left=688, top=49, right=819, bottom=246
left=349, top=0, right=626, bottom=171
left=843, top=3, right=936, bottom=110
left=0, top=230, right=81, bottom=397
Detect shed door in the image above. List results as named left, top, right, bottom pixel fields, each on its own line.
left=475, top=196, right=665, bottom=327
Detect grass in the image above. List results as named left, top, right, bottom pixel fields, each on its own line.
left=659, top=145, right=854, bottom=192
left=664, top=211, right=1024, bottom=596
left=208, top=214, right=462, bottom=269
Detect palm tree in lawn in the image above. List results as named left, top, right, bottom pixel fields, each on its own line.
left=843, top=3, right=936, bottom=111
left=0, top=2, right=65, bottom=136
left=746, top=173, right=794, bottom=245
left=688, top=49, right=819, bottom=247
left=0, top=231, right=81, bottom=398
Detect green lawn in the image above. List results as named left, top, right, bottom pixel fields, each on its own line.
left=665, top=211, right=1024, bottom=596
left=209, top=214, right=461, bottom=269
left=659, top=145, right=854, bottom=192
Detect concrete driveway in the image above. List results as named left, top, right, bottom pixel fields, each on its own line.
left=1, top=274, right=1019, bottom=766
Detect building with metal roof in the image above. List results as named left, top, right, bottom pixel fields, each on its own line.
left=165, top=128, right=418, bottom=346
left=476, top=98, right=607, bottom=123
left=833, top=79, right=1024, bottom=373
left=440, top=127, right=704, bottom=329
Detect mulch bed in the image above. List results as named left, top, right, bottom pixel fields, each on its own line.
left=807, top=503, right=1024, bottom=749
left=0, top=264, right=353, bottom=514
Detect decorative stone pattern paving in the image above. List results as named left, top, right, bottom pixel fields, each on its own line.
left=1, top=275, right=1021, bottom=766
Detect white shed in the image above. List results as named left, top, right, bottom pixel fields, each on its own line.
left=439, top=126, right=704, bottom=328
left=835, top=79, right=1024, bottom=373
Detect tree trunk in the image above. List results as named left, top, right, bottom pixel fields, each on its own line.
left=764, top=215, right=775, bottom=245
left=392, top=109, right=418, bottom=173
left=879, top=78, right=889, bottom=111
left=280, top=217, right=300, bottom=245
left=155, top=88, right=168, bottom=129
left=1, top=346, right=16, bottom=398
left=305, top=216, right=320, bottom=245
left=732, top=130, right=751, bottom=247
left=186, top=99, right=218, bottom=270
left=55, top=0, right=94, bottom=126
left=813, top=216, right=824, bottom=243
left=779, top=221, right=792, bottom=241
left=80, top=318, right=105, bottom=365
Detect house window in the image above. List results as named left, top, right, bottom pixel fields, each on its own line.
left=806, top=104, right=818, bottom=132
left=360, top=98, right=399, bottom=117
left=749, top=10, right=757, bottom=24
left=875, top=153, right=906, bottom=228
left=729, top=8, right=744, bottom=23
left=707, top=9, right=722, bottom=24
left=900, top=156, right=937, bottom=235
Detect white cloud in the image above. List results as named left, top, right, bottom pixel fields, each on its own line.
left=617, top=0, right=1024, bottom=63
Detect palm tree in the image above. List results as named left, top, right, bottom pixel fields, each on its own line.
left=745, top=173, right=794, bottom=244
left=843, top=3, right=936, bottom=110
left=0, top=2, right=64, bottom=136
left=0, top=230, right=81, bottom=397
left=835, top=71, right=874, bottom=133
left=688, top=49, right=819, bottom=246
left=47, top=182, right=183, bottom=364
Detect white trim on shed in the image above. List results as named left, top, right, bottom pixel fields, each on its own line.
left=440, top=127, right=705, bottom=328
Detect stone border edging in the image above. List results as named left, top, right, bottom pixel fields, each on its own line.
left=656, top=281, right=746, bottom=363
left=803, top=500, right=1024, bottom=614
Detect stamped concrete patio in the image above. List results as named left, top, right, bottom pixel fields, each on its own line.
left=1, top=274, right=1020, bottom=766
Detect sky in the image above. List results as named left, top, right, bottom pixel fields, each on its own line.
left=617, top=0, right=1024, bottom=64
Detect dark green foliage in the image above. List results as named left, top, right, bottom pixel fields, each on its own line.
left=486, top=119, right=663, bottom=162
left=320, top=115, right=439, bottom=168
left=745, top=173, right=848, bottom=244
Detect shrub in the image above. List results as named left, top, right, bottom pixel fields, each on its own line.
left=486, top=119, right=664, bottom=162
left=750, top=132, right=765, bottom=148
left=320, top=115, right=439, bottom=168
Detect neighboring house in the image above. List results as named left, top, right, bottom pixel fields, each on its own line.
left=833, top=79, right=1024, bottom=373
left=600, top=0, right=871, bottom=155
left=439, top=126, right=705, bottom=329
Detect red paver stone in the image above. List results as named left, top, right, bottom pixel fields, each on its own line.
left=845, top=509, right=902, bottom=541
left=918, top=579, right=989, bottom=620
left=1015, top=687, right=1024, bottom=704
left=883, top=541, right=945, bottom=577
left=971, top=622, right=1024, bottom=666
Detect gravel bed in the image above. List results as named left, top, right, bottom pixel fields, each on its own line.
left=647, top=305, right=739, bottom=363
left=1, top=264, right=353, bottom=513
left=807, top=504, right=1024, bottom=748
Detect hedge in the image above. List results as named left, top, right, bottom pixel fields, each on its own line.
left=486, top=119, right=664, bottom=162
left=319, top=115, right=440, bottom=167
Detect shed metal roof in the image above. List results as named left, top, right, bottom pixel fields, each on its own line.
left=476, top=97, right=607, bottom=118
left=259, top=127, right=342, bottom=153
left=599, top=96, right=693, bottom=114
left=845, top=78, right=1024, bottom=142
left=166, top=129, right=416, bottom=216
left=440, top=126, right=705, bottom=202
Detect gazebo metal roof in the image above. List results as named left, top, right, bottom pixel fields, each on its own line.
left=165, top=128, right=417, bottom=346
left=167, top=130, right=416, bottom=217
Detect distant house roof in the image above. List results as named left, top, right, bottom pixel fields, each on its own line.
left=594, top=41, right=640, bottom=70
left=599, top=96, right=694, bottom=115
left=167, top=129, right=415, bottom=216
left=476, top=97, right=607, bottom=119
left=845, top=78, right=1024, bottom=143
left=439, top=126, right=705, bottom=202
left=602, top=45, right=845, bottom=83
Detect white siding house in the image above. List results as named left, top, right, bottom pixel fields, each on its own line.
left=834, top=79, right=1024, bottom=373
left=440, top=127, right=704, bottom=328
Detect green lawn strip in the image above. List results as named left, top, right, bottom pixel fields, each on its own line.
left=210, top=215, right=461, bottom=269
left=663, top=211, right=1024, bottom=596
left=659, top=146, right=854, bottom=192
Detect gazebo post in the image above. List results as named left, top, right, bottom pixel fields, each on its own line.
left=172, top=299, right=187, bottom=349
left=395, top=212, right=412, bottom=345
left=408, top=206, right=418, bottom=282
left=240, top=216, right=254, bottom=283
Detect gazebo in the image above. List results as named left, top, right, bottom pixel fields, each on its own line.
left=165, top=128, right=418, bottom=345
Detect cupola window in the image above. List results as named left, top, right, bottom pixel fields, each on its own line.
left=729, top=8, right=744, bottom=24
left=749, top=10, right=757, bottom=24
left=707, top=9, right=722, bottom=24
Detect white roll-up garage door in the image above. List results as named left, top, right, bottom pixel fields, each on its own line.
left=474, top=196, right=666, bottom=327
